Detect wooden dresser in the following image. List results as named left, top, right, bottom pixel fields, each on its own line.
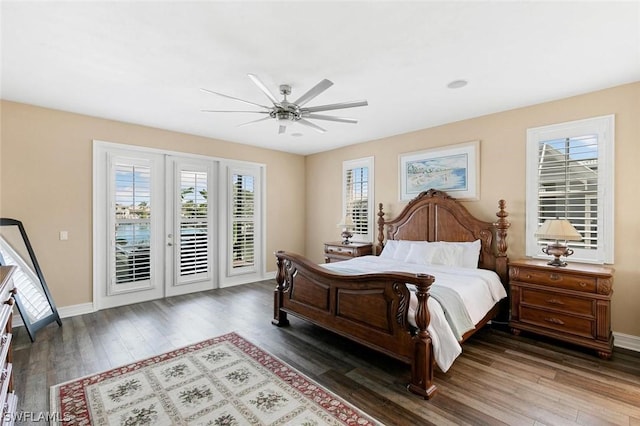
left=0, top=266, right=17, bottom=424
left=323, top=241, right=372, bottom=263
left=509, top=258, right=614, bottom=359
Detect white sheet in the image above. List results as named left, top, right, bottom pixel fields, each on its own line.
left=322, top=255, right=507, bottom=372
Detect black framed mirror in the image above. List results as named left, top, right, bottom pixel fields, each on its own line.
left=0, top=218, right=62, bottom=341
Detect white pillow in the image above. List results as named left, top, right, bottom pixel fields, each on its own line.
left=404, top=243, right=438, bottom=265
left=391, top=240, right=416, bottom=261
left=379, top=240, right=399, bottom=259
left=431, top=244, right=465, bottom=267
left=437, top=239, right=481, bottom=268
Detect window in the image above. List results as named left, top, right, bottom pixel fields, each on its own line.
left=178, top=170, right=209, bottom=279
left=225, top=163, right=262, bottom=280
left=526, top=115, right=614, bottom=264
left=231, top=173, right=256, bottom=270
left=113, top=161, right=152, bottom=287
left=343, top=157, right=374, bottom=242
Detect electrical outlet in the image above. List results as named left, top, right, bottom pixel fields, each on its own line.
left=59, top=231, right=68, bottom=241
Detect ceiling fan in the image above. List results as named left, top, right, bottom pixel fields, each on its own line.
left=201, top=74, right=368, bottom=134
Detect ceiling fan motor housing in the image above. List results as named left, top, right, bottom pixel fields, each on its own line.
left=272, top=101, right=301, bottom=122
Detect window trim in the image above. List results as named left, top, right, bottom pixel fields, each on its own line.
left=342, top=157, right=375, bottom=243
left=525, top=115, right=614, bottom=264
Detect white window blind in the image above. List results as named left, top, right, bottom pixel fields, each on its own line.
left=346, top=167, right=369, bottom=235
left=231, top=174, right=255, bottom=269
left=343, top=157, right=374, bottom=242
left=537, top=136, right=599, bottom=250
left=114, top=163, right=152, bottom=285
left=526, top=115, right=614, bottom=264
left=179, top=170, right=209, bottom=278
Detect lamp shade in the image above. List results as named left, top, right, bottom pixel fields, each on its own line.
left=535, top=219, right=582, bottom=241
left=336, top=214, right=354, bottom=228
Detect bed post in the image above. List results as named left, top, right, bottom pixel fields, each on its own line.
left=272, top=252, right=290, bottom=327
left=377, top=203, right=385, bottom=255
left=494, top=200, right=511, bottom=322
left=493, top=199, right=510, bottom=285
left=407, top=274, right=438, bottom=399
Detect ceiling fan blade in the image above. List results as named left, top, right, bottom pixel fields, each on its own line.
left=293, top=79, right=333, bottom=107
left=303, top=100, right=368, bottom=113
left=201, top=110, right=270, bottom=113
left=278, top=125, right=287, bottom=134
left=248, top=74, right=279, bottom=105
left=200, top=88, right=271, bottom=109
left=304, top=114, right=358, bottom=124
left=297, top=118, right=326, bottom=133
left=238, top=116, right=273, bottom=128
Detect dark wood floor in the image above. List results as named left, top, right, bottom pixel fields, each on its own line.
left=12, top=280, right=640, bottom=425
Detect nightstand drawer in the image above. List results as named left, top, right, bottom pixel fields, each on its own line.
left=324, top=241, right=373, bottom=263
left=326, top=245, right=356, bottom=256
left=520, top=306, right=594, bottom=338
left=521, top=288, right=594, bottom=316
left=511, top=268, right=596, bottom=293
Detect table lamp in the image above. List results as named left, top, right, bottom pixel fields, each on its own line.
left=337, top=214, right=354, bottom=245
left=535, top=219, right=582, bottom=267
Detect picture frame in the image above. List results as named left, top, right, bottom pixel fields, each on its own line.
left=399, top=140, right=480, bottom=201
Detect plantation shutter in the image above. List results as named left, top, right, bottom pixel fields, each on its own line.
left=178, top=170, right=209, bottom=281
left=345, top=167, right=369, bottom=237
left=537, top=136, right=599, bottom=251
left=526, top=115, right=614, bottom=264
left=343, top=157, right=374, bottom=243
left=113, top=161, right=152, bottom=288
left=231, top=173, right=255, bottom=271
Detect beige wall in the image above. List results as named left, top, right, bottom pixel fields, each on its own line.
left=0, top=101, right=306, bottom=307
left=306, top=82, right=640, bottom=337
left=2, top=83, right=638, bottom=337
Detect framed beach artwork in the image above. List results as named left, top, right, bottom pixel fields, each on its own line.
left=399, top=140, right=480, bottom=201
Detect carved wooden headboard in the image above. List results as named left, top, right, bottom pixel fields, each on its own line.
left=376, top=189, right=510, bottom=285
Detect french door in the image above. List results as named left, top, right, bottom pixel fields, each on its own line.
left=93, top=142, right=264, bottom=310
left=165, top=157, right=216, bottom=297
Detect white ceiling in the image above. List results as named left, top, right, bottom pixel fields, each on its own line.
left=2, top=1, right=639, bottom=155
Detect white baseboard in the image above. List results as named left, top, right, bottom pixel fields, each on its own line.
left=12, top=302, right=95, bottom=328
left=612, top=332, right=640, bottom=352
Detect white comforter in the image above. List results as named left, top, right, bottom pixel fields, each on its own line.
left=322, top=255, right=507, bottom=372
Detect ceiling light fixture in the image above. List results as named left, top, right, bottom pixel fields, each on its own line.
left=447, top=79, right=468, bottom=89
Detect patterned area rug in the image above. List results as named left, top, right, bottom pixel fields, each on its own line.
left=50, top=332, right=384, bottom=425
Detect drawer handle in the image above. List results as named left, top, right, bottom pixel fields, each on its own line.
left=549, top=274, right=560, bottom=281
left=544, top=317, right=565, bottom=325
left=579, top=282, right=587, bottom=287
left=546, top=298, right=565, bottom=305
left=525, top=274, right=532, bottom=279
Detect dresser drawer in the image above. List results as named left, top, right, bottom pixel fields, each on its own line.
left=521, top=288, right=594, bottom=316
left=520, top=306, right=594, bottom=338
left=512, top=268, right=596, bottom=293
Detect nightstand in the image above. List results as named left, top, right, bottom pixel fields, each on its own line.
left=509, top=258, right=614, bottom=359
left=324, top=241, right=372, bottom=263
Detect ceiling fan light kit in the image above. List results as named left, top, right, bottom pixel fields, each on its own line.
left=202, top=74, right=368, bottom=135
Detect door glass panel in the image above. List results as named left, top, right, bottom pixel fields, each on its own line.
left=232, top=174, right=255, bottom=269
left=114, top=163, right=151, bottom=286
left=179, top=170, right=209, bottom=279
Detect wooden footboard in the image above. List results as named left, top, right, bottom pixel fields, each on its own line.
left=272, top=251, right=438, bottom=399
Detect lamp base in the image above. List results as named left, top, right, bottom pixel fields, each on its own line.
left=542, top=242, right=574, bottom=267
left=546, top=257, right=568, bottom=267
left=341, top=230, right=353, bottom=245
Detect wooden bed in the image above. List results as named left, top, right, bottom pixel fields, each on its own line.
left=272, top=189, right=510, bottom=399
